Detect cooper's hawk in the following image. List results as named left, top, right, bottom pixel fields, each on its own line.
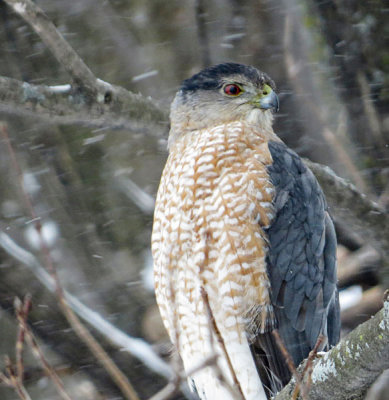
left=152, top=63, right=340, bottom=400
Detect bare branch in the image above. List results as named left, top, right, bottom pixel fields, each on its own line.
left=1, top=350, right=32, bottom=400
left=304, top=159, right=389, bottom=260
left=4, top=0, right=97, bottom=91
left=341, top=286, right=385, bottom=331
left=0, top=230, right=172, bottom=381
left=1, top=123, right=141, bottom=400
left=365, top=369, right=389, bottom=400
left=114, top=176, right=156, bottom=216
left=2, top=0, right=168, bottom=133
left=0, top=75, right=168, bottom=133
left=338, top=245, right=380, bottom=287
left=275, top=298, right=389, bottom=400
left=271, top=330, right=305, bottom=400
left=14, top=296, right=73, bottom=400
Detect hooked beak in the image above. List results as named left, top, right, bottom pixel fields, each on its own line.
left=259, top=90, right=279, bottom=112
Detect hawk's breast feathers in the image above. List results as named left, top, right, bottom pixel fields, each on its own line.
left=153, top=122, right=279, bottom=400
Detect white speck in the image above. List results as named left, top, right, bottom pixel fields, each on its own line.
left=96, top=78, right=113, bottom=87
left=223, top=33, right=246, bottom=41
left=379, top=319, right=387, bottom=330
left=48, top=84, right=71, bottom=93
left=13, top=3, right=26, bottom=14
left=23, top=172, right=41, bottom=195
left=83, top=134, right=105, bottom=145
left=132, top=70, right=159, bottom=82
left=339, top=285, right=363, bottom=310
left=24, top=220, right=59, bottom=250
left=248, top=202, right=256, bottom=213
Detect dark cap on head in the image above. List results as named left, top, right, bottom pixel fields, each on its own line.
left=180, top=63, right=275, bottom=93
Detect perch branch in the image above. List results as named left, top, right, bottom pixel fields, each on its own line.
left=0, top=75, right=168, bottom=133
left=275, top=297, right=389, bottom=400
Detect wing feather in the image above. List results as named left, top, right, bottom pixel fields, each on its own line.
left=250, top=141, right=340, bottom=394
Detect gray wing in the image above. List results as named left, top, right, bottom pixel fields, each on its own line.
left=251, top=141, right=340, bottom=392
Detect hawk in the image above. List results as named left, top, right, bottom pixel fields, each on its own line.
left=152, top=63, right=340, bottom=400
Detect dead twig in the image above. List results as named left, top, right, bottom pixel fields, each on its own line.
left=14, top=296, right=73, bottom=400
left=0, top=339, right=31, bottom=400
left=272, top=330, right=306, bottom=400
left=0, top=228, right=172, bottom=380
left=298, top=334, right=325, bottom=398
left=275, top=300, right=389, bottom=400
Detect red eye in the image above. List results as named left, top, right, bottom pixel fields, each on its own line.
left=224, top=84, right=242, bottom=96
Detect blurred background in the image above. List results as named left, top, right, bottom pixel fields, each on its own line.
left=0, top=0, right=387, bottom=399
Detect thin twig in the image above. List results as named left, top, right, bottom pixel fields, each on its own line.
left=14, top=296, right=73, bottom=400
left=301, top=335, right=325, bottom=397
left=2, top=356, right=32, bottom=400
left=0, top=228, right=172, bottom=380
left=15, top=297, right=29, bottom=386
left=271, top=329, right=307, bottom=400
left=1, top=123, right=140, bottom=400
left=301, top=334, right=325, bottom=379
left=0, top=370, right=12, bottom=386
left=291, top=334, right=325, bottom=399
left=275, top=300, right=389, bottom=400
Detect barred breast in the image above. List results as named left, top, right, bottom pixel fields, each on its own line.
left=152, top=121, right=277, bottom=400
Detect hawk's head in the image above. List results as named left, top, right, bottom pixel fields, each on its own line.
left=169, top=63, right=279, bottom=148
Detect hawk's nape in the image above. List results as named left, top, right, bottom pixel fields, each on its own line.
left=151, top=63, right=340, bottom=400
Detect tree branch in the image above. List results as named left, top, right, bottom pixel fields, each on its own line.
left=304, top=160, right=389, bottom=263
left=0, top=75, right=168, bottom=133
left=1, top=0, right=168, bottom=134
left=275, top=297, right=389, bottom=400
left=0, top=230, right=172, bottom=381
left=4, top=0, right=97, bottom=91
